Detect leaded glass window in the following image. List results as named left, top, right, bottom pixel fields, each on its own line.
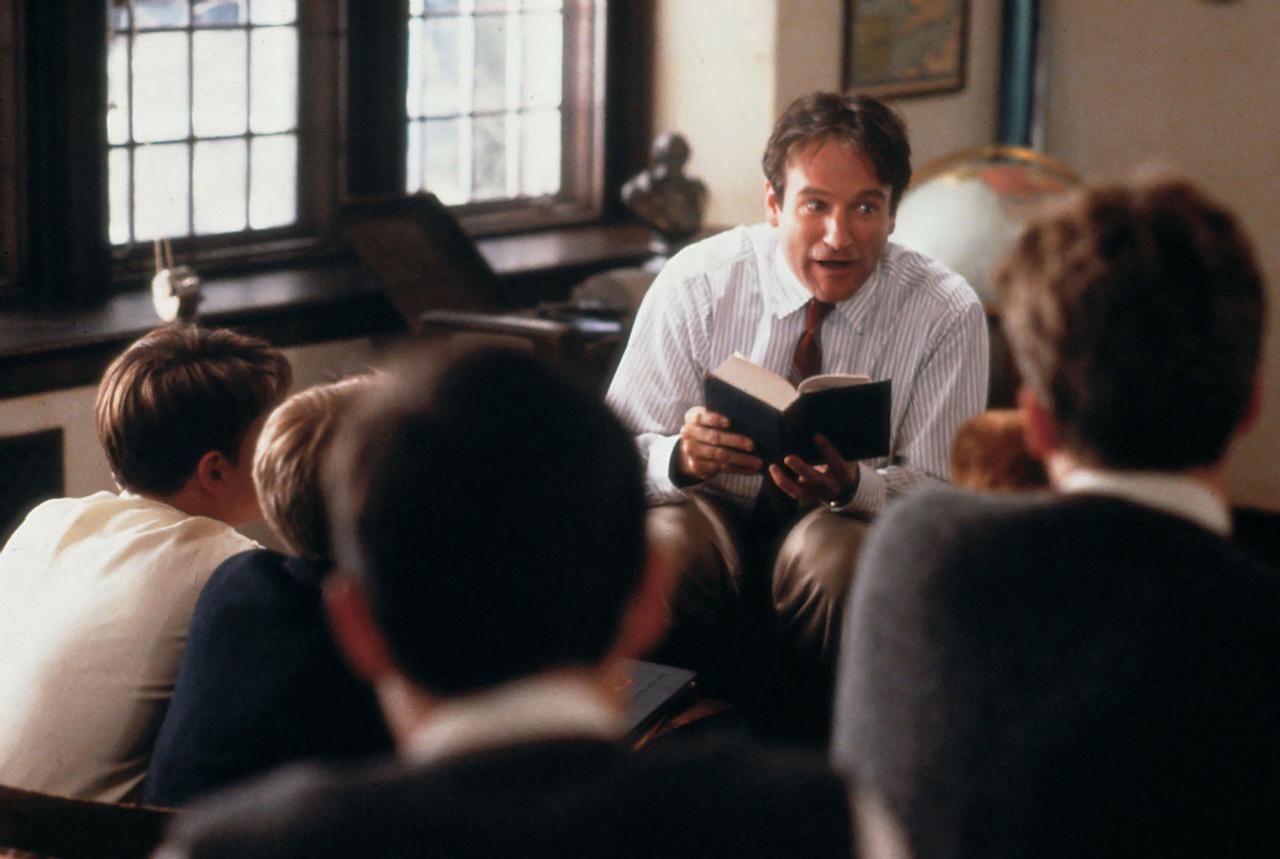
left=405, top=0, right=567, bottom=206
left=106, top=0, right=299, bottom=246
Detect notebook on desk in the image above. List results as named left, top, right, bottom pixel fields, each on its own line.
left=622, top=660, right=697, bottom=741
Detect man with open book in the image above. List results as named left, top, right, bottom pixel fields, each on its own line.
left=606, top=92, right=988, bottom=739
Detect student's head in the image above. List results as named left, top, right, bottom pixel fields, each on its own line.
left=323, top=345, right=651, bottom=697
left=949, top=409, right=1048, bottom=492
left=996, top=178, right=1265, bottom=471
left=253, top=376, right=374, bottom=565
left=762, top=92, right=910, bottom=304
left=95, top=324, right=291, bottom=517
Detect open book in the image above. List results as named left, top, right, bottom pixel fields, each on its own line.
left=703, top=353, right=891, bottom=464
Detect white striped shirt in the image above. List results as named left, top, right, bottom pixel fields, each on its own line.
left=606, top=223, right=989, bottom=515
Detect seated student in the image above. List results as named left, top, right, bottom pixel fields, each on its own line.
left=832, top=179, right=1280, bottom=858
left=143, top=377, right=394, bottom=807
left=157, top=344, right=853, bottom=858
left=0, top=324, right=290, bottom=801
left=948, top=409, right=1048, bottom=492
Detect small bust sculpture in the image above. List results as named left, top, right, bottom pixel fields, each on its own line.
left=622, top=132, right=708, bottom=258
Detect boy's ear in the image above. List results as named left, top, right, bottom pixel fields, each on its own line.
left=193, top=449, right=228, bottom=493
left=324, top=575, right=396, bottom=685
left=1017, top=385, right=1059, bottom=461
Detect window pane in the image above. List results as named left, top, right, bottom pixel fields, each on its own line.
left=407, top=120, right=425, bottom=193
left=193, top=0, right=247, bottom=26
left=250, top=28, right=298, bottom=134
left=473, top=15, right=509, bottom=113
left=406, top=17, right=424, bottom=119
left=471, top=114, right=508, bottom=200
left=424, top=117, right=465, bottom=204
left=131, top=0, right=190, bottom=30
left=520, top=109, right=559, bottom=197
left=109, top=147, right=132, bottom=245
left=132, top=32, right=190, bottom=143
left=250, top=0, right=297, bottom=26
left=522, top=12, right=562, bottom=109
left=425, top=0, right=461, bottom=12
left=107, top=34, right=130, bottom=145
left=194, top=139, right=248, bottom=234
left=475, top=0, right=515, bottom=11
left=522, top=0, right=563, bottom=9
left=134, top=143, right=190, bottom=241
left=193, top=30, right=248, bottom=137
left=109, top=2, right=130, bottom=33
left=249, top=134, right=297, bottom=229
left=423, top=17, right=464, bottom=117
left=409, top=0, right=426, bottom=14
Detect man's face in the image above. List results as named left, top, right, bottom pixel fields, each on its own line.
left=766, top=140, right=896, bottom=304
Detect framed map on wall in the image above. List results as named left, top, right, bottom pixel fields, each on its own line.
left=845, top=0, right=968, bottom=98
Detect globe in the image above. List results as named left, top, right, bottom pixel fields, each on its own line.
left=893, top=146, right=1081, bottom=310
left=892, top=146, right=1081, bottom=406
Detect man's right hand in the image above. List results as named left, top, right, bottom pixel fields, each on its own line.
left=675, top=406, right=763, bottom=482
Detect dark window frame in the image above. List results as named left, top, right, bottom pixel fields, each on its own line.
left=103, top=2, right=343, bottom=281
left=0, top=0, right=646, bottom=310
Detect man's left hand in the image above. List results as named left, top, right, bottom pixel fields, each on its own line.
left=768, top=433, right=860, bottom=507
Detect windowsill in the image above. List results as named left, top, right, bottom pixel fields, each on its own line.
left=0, top=222, right=657, bottom=399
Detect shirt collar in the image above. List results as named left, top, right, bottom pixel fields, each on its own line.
left=1058, top=468, right=1232, bottom=536
left=404, top=673, right=624, bottom=765
left=766, top=231, right=888, bottom=332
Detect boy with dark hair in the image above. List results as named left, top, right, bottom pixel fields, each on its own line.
left=833, top=178, right=1280, bottom=858
left=0, top=324, right=290, bottom=801
left=158, top=344, right=853, bottom=858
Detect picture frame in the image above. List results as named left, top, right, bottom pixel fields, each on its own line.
left=844, top=0, right=968, bottom=99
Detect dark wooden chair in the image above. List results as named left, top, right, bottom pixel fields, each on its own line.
left=0, top=784, right=172, bottom=859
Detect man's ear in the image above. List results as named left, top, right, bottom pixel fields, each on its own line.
left=612, top=548, right=675, bottom=661
left=1017, top=384, right=1059, bottom=461
left=324, top=575, right=396, bottom=685
left=765, top=181, right=781, bottom=227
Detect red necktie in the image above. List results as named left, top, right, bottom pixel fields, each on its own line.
left=792, top=299, right=835, bottom=381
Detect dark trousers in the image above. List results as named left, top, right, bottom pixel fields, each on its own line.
left=647, top=493, right=871, bottom=744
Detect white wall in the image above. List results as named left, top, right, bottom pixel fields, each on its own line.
left=652, top=0, right=1004, bottom=227
left=1040, top=0, right=1280, bottom=510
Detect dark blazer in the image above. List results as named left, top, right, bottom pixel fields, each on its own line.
left=143, top=549, right=392, bottom=807
left=159, top=735, right=853, bottom=858
left=833, top=488, right=1280, bottom=859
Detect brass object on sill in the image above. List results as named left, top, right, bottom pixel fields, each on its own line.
left=150, top=238, right=203, bottom=324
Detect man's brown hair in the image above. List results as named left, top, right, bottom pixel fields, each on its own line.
left=762, top=91, right=912, bottom=212
left=95, top=324, right=292, bottom=495
left=995, top=178, right=1265, bottom=470
left=254, top=376, right=372, bottom=563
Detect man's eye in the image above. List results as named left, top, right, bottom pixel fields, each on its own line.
left=802, top=200, right=826, bottom=213
left=856, top=202, right=879, bottom=215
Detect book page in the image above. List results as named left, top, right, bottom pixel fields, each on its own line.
left=708, top=353, right=798, bottom=412
left=796, top=373, right=871, bottom=394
